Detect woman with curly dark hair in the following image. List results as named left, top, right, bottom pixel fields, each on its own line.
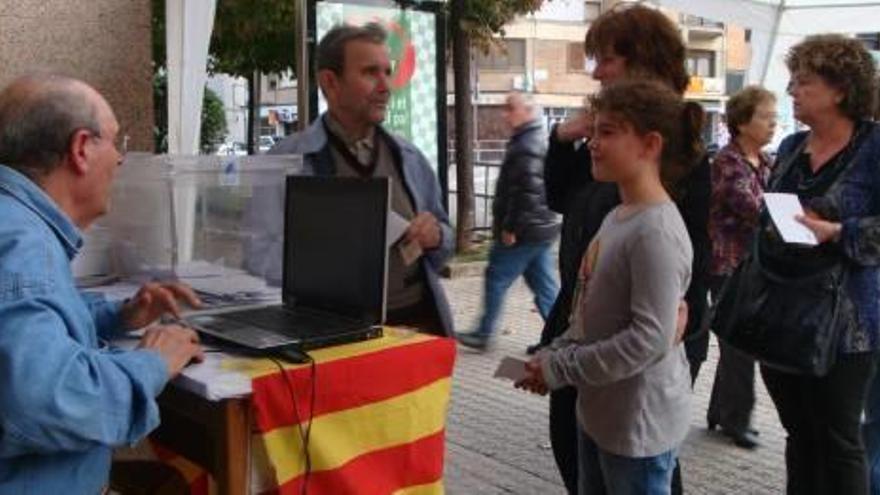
left=757, top=34, right=880, bottom=494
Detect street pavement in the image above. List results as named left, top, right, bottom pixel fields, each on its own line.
left=440, top=272, right=787, bottom=494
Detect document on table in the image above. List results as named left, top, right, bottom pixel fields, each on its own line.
left=111, top=336, right=251, bottom=400
left=173, top=261, right=281, bottom=307
left=763, top=193, right=819, bottom=246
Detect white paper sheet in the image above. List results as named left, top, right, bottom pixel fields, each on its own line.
left=111, top=334, right=251, bottom=400
left=387, top=211, right=410, bottom=248
left=85, top=262, right=281, bottom=309
left=84, top=281, right=142, bottom=302
left=493, top=356, right=529, bottom=382
left=763, top=193, right=819, bottom=246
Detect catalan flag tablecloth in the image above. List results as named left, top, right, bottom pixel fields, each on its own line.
left=152, top=328, right=456, bottom=494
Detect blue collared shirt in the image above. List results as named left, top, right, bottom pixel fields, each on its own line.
left=0, top=165, right=168, bottom=494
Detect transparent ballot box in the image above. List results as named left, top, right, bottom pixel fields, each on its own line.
left=74, top=153, right=302, bottom=302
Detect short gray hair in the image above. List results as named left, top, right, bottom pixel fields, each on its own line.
left=508, top=91, right=542, bottom=119
left=0, top=74, right=100, bottom=178
left=316, top=23, right=387, bottom=74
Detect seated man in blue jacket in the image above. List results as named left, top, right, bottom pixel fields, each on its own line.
left=245, top=22, right=454, bottom=336
left=0, top=74, right=205, bottom=494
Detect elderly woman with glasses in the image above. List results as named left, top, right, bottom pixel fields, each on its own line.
left=706, top=86, right=777, bottom=450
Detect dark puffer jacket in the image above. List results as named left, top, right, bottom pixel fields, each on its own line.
left=492, top=119, right=561, bottom=243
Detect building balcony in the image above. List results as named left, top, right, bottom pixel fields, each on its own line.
left=682, top=14, right=724, bottom=30
left=687, top=76, right=726, bottom=97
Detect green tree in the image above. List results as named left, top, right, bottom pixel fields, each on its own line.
left=209, top=0, right=297, bottom=154
left=152, top=0, right=296, bottom=154
left=200, top=86, right=229, bottom=152
left=152, top=71, right=228, bottom=153
left=449, top=0, right=544, bottom=252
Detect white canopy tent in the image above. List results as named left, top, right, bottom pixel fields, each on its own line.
left=163, top=0, right=880, bottom=147
left=653, top=0, right=880, bottom=140
left=165, top=0, right=217, bottom=155
left=654, top=0, right=880, bottom=85
left=163, top=0, right=217, bottom=264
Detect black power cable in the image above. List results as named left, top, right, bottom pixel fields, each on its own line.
left=200, top=342, right=318, bottom=493
left=268, top=355, right=317, bottom=495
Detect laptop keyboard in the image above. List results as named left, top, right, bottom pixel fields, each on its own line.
left=222, top=307, right=357, bottom=337
left=191, top=316, right=295, bottom=348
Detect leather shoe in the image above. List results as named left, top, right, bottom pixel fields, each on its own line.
left=456, top=332, right=490, bottom=352
left=726, top=429, right=760, bottom=449
left=709, top=419, right=761, bottom=449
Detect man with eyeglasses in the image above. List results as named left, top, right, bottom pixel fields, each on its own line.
left=0, top=74, right=205, bottom=494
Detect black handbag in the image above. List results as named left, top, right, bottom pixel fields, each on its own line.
left=710, top=129, right=866, bottom=377
left=710, top=236, right=852, bottom=376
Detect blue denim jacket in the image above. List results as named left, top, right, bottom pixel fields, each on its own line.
left=0, top=165, right=168, bottom=494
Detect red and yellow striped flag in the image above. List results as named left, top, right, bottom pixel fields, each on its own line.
left=149, top=438, right=215, bottom=495
left=229, top=328, right=456, bottom=494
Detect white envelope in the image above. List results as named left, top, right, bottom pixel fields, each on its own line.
left=763, top=193, right=819, bottom=246
left=493, top=356, right=530, bottom=382
left=387, top=210, right=410, bottom=248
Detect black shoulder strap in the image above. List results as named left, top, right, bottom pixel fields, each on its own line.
left=768, top=133, right=809, bottom=191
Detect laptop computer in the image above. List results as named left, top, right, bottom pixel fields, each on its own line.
left=188, top=175, right=389, bottom=351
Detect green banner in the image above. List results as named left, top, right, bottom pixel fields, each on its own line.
left=316, top=2, right=439, bottom=173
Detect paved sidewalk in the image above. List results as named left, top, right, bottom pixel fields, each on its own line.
left=441, top=274, right=787, bottom=494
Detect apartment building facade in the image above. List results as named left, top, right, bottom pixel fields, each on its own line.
left=449, top=0, right=752, bottom=146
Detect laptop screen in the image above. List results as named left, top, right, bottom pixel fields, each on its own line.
left=283, top=176, right=389, bottom=324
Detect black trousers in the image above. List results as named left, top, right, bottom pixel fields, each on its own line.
left=707, top=275, right=757, bottom=434
left=550, top=387, right=579, bottom=494
left=708, top=340, right=756, bottom=433
left=386, top=292, right=446, bottom=337
left=762, top=352, right=877, bottom=495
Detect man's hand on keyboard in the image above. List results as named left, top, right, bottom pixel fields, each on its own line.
left=139, top=324, right=204, bottom=377
left=121, top=281, right=203, bottom=329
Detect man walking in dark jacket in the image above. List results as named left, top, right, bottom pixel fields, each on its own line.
left=458, top=93, right=560, bottom=351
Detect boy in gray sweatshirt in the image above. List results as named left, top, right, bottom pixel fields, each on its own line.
left=518, top=80, right=704, bottom=494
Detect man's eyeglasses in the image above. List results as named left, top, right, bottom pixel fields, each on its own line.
left=98, top=132, right=129, bottom=155
left=83, top=129, right=129, bottom=155
left=70, top=127, right=130, bottom=156
left=114, top=134, right=130, bottom=155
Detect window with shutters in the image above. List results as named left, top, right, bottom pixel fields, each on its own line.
left=477, top=39, right=526, bottom=71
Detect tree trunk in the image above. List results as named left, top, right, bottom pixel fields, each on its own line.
left=451, top=0, right=475, bottom=253
left=246, top=71, right=262, bottom=155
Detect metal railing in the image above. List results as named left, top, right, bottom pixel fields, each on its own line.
left=447, top=144, right=505, bottom=232
left=681, top=14, right=724, bottom=29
